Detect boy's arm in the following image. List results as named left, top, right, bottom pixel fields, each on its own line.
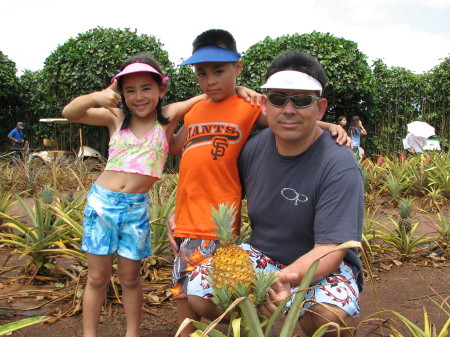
left=236, top=86, right=263, bottom=106
left=169, top=125, right=188, bottom=155
left=163, top=94, right=207, bottom=148
left=163, top=94, right=208, bottom=124
left=317, top=121, right=351, bottom=147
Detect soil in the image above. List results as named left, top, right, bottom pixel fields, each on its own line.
left=1, top=198, right=448, bottom=337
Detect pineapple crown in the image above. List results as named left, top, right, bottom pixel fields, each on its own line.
left=40, top=185, right=54, bottom=204
left=211, top=203, right=237, bottom=242
left=399, top=198, right=414, bottom=218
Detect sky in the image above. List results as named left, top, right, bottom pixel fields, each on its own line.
left=1, top=0, right=449, bottom=76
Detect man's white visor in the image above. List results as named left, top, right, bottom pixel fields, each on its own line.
left=261, top=70, right=323, bottom=94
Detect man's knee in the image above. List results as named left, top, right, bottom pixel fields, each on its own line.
left=300, top=303, right=354, bottom=337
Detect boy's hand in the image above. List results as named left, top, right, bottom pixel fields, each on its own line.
left=235, top=86, right=262, bottom=106
left=166, top=212, right=180, bottom=254
left=329, top=124, right=352, bottom=147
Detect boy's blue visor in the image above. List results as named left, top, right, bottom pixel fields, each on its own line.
left=180, top=46, right=241, bottom=66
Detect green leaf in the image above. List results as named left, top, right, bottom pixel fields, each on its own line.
left=0, top=316, right=49, bottom=335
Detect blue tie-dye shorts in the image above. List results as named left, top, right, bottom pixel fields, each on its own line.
left=81, top=183, right=151, bottom=260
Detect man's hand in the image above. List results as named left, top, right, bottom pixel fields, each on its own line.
left=166, top=212, right=179, bottom=254
left=258, top=272, right=298, bottom=318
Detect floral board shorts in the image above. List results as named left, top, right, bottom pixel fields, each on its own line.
left=187, top=243, right=361, bottom=318
left=171, top=238, right=219, bottom=299
left=81, top=183, right=151, bottom=261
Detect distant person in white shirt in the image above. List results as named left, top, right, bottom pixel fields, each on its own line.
left=405, top=132, right=426, bottom=155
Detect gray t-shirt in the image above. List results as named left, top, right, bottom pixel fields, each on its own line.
left=239, top=128, right=364, bottom=290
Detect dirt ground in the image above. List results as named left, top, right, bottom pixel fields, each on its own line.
left=1, top=199, right=449, bottom=336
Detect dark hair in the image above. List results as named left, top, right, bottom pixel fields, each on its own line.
left=117, top=53, right=169, bottom=130
left=348, top=116, right=361, bottom=132
left=192, top=29, right=237, bottom=53
left=265, top=50, right=328, bottom=93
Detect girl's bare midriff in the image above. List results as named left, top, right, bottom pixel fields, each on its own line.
left=96, top=170, right=159, bottom=194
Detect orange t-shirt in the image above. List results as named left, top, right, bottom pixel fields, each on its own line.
left=174, top=95, right=261, bottom=239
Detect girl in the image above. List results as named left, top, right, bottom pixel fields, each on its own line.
left=62, top=53, right=208, bottom=337
left=337, top=115, right=348, bottom=130
left=63, top=53, right=258, bottom=337
left=348, top=115, right=367, bottom=156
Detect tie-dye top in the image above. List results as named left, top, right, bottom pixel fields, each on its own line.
left=105, top=121, right=169, bottom=178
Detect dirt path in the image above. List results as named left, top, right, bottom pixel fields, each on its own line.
left=1, top=198, right=449, bottom=336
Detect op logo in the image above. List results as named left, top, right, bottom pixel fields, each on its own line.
left=184, top=122, right=242, bottom=160
left=281, top=188, right=308, bottom=205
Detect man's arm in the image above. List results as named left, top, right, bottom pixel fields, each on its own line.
left=279, top=243, right=347, bottom=287
left=7, top=130, right=23, bottom=144
left=257, top=244, right=347, bottom=318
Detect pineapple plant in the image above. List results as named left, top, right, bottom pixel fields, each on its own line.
left=399, top=198, right=414, bottom=233
left=210, top=203, right=257, bottom=297
left=208, top=203, right=278, bottom=314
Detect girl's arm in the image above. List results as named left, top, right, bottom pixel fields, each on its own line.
left=62, top=81, right=121, bottom=128
left=359, top=121, right=367, bottom=135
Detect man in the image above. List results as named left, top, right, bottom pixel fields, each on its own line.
left=187, top=51, right=364, bottom=336
left=7, top=122, right=25, bottom=158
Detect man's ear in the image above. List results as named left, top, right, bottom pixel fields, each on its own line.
left=261, top=95, right=268, bottom=116
left=316, top=98, right=328, bottom=120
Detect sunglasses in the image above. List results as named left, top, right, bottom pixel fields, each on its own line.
left=267, top=93, right=320, bottom=109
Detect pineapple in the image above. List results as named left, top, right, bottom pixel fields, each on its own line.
left=399, top=198, right=413, bottom=233
left=210, top=203, right=256, bottom=295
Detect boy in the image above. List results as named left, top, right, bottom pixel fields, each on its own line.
left=167, top=29, right=347, bottom=336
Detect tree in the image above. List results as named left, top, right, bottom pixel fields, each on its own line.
left=0, top=51, right=20, bottom=147
left=367, top=59, right=423, bottom=155
left=38, top=27, right=174, bottom=155
left=423, top=56, right=450, bottom=150
left=239, top=31, right=374, bottom=123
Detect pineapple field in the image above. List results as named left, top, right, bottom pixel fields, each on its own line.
left=0, top=152, right=449, bottom=337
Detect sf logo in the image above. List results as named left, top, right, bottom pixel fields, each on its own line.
left=281, top=188, right=308, bottom=205
left=211, top=137, right=228, bottom=160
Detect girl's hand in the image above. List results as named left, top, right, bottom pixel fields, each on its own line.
left=236, top=86, right=262, bottom=106
left=95, top=80, right=121, bottom=117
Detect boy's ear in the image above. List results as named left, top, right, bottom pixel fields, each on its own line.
left=234, top=60, right=243, bottom=76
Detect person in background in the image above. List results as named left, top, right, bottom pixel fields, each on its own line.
left=404, top=132, right=426, bottom=155
left=348, top=115, right=367, bottom=157
left=7, top=122, right=25, bottom=158
left=337, top=115, right=348, bottom=131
